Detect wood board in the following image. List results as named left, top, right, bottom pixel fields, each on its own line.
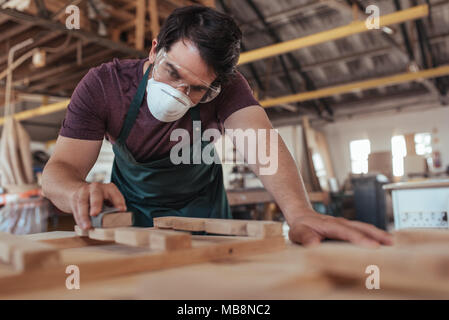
left=0, top=217, right=286, bottom=296
left=304, top=229, right=449, bottom=296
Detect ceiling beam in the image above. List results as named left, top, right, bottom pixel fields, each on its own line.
left=238, top=4, right=429, bottom=65
left=13, top=49, right=114, bottom=87
left=0, top=23, right=32, bottom=43
left=0, top=13, right=10, bottom=25
left=0, top=8, right=146, bottom=57
left=148, top=0, right=160, bottom=39
left=242, top=32, right=449, bottom=84
left=0, top=31, right=63, bottom=66
left=135, top=0, right=146, bottom=50
left=6, top=64, right=449, bottom=124
left=260, top=64, right=449, bottom=108
left=0, top=100, right=69, bottom=125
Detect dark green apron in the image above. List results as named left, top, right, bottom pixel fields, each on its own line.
left=110, top=65, right=232, bottom=227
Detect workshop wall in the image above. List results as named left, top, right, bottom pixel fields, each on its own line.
left=323, top=107, right=449, bottom=186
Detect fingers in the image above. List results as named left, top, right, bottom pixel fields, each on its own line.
left=103, top=183, right=127, bottom=212
left=288, top=223, right=322, bottom=247
left=73, top=187, right=91, bottom=230
left=89, top=183, right=104, bottom=217
left=290, top=214, right=392, bottom=248
left=71, top=183, right=126, bottom=230
left=343, top=220, right=394, bottom=246
left=320, top=218, right=380, bottom=248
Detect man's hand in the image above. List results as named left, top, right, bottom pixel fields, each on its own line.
left=69, top=182, right=127, bottom=230
left=288, top=209, right=394, bottom=248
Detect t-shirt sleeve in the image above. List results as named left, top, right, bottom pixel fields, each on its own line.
left=59, top=67, right=107, bottom=141
left=216, top=72, right=261, bottom=124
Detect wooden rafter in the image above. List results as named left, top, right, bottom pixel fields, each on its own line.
left=0, top=31, right=63, bottom=66
left=260, top=64, right=449, bottom=108
left=238, top=5, right=429, bottom=65
left=13, top=49, right=115, bottom=88
left=149, top=0, right=160, bottom=39
left=0, top=8, right=146, bottom=57
left=3, top=64, right=449, bottom=124
left=135, top=0, right=146, bottom=50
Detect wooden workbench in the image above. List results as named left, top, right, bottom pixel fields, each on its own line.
left=2, top=229, right=449, bottom=300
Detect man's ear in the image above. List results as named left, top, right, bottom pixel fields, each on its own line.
left=148, top=39, right=158, bottom=64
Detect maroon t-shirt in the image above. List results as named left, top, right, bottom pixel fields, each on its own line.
left=59, top=58, right=261, bottom=162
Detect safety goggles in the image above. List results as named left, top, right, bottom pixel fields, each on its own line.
left=151, top=49, right=221, bottom=104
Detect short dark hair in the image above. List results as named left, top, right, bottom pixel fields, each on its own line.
left=156, top=5, right=242, bottom=85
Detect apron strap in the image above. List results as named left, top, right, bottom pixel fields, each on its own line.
left=117, top=64, right=151, bottom=144
left=189, top=105, right=201, bottom=122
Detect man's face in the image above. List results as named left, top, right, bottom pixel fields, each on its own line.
left=149, top=39, right=217, bottom=104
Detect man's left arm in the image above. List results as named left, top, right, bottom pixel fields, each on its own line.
left=224, top=105, right=393, bottom=247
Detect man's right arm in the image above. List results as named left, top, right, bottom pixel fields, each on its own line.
left=42, top=136, right=126, bottom=229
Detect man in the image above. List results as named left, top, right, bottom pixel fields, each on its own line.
left=42, top=6, right=392, bottom=247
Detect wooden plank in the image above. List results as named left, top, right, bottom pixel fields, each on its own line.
left=22, top=231, right=75, bottom=241
left=0, top=235, right=286, bottom=295
left=39, top=237, right=112, bottom=249
left=0, top=233, right=14, bottom=262
left=0, top=232, right=60, bottom=271
left=394, top=229, right=449, bottom=246
left=304, top=242, right=449, bottom=294
left=153, top=216, right=174, bottom=229
left=149, top=229, right=191, bottom=251
left=205, top=219, right=248, bottom=236
left=114, top=227, right=154, bottom=246
left=171, top=217, right=207, bottom=232
left=90, top=212, right=133, bottom=228
left=12, top=246, right=60, bottom=272
left=155, top=217, right=284, bottom=238
left=246, top=221, right=283, bottom=238
left=74, top=225, right=89, bottom=237
left=88, top=228, right=116, bottom=241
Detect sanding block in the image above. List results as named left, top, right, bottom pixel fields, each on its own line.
left=90, top=206, right=133, bottom=228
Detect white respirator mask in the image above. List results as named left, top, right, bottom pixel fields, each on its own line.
left=146, top=77, right=194, bottom=122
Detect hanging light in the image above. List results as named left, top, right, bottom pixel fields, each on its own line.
left=32, top=50, right=46, bottom=68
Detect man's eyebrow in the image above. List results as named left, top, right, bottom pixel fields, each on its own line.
left=167, top=62, right=209, bottom=89
left=167, top=62, right=181, bottom=78
left=191, top=84, right=208, bottom=91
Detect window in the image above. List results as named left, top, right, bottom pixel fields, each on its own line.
left=350, top=139, right=371, bottom=174
left=312, top=152, right=328, bottom=190
left=391, top=135, right=407, bottom=177
left=415, top=133, right=432, bottom=156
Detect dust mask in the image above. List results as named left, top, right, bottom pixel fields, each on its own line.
left=146, top=77, right=195, bottom=122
